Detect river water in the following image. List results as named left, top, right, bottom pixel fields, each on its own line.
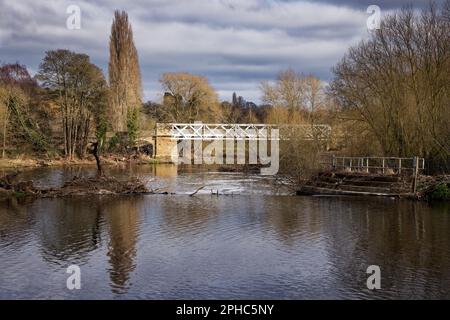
left=0, top=165, right=449, bottom=299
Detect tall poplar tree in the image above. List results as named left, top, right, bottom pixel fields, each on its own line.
left=108, top=10, right=142, bottom=135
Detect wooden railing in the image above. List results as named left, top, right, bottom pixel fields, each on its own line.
left=331, top=156, right=425, bottom=175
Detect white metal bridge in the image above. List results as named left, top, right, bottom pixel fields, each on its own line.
left=156, top=123, right=331, bottom=141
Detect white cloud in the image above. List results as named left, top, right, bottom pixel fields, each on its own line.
left=0, top=0, right=375, bottom=102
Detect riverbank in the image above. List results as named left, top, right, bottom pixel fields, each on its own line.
left=0, top=154, right=168, bottom=170
left=298, top=171, right=450, bottom=202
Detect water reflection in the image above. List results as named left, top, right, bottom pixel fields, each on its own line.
left=158, top=197, right=217, bottom=239
left=0, top=167, right=449, bottom=299
left=0, top=198, right=32, bottom=249
left=316, top=198, right=450, bottom=299
left=12, top=164, right=286, bottom=195
left=10, top=164, right=178, bottom=189
left=33, top=199, right=104, bottom=265
left=103, top=198, right=142, bottom=294
left=0, top=197, right=144, bottom=295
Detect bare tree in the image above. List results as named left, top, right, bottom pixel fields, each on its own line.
left=160, top=72, right=221, bottom=122
left=0, top=63, right=51, bottom=157
left=330, top=2, right=450, bottom=171
left=37, top=50, right=108, bottom=159
left=261, top=69, right=327, bottom=125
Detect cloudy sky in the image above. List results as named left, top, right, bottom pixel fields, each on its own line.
left=0, top=0, right=437, bottom=103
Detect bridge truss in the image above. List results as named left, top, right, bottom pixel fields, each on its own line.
left=157, top=123, right=332, bottom=141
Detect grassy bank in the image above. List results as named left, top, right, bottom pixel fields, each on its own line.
left=0, top=154, right=166, bottom=170
left=0, top=157, right=95, bottom=169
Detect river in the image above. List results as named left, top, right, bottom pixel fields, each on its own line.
left=0, top=164, right=449, bottom=299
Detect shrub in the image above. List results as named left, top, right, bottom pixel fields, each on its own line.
left=108, top=134, right=120, bottom=151
left=431, top=184, right=450, bottom=201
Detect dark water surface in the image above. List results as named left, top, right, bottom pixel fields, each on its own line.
left=0, top=165, right=449, bottom=299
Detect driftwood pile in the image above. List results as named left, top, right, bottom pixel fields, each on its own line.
left=0, top=172, right=153, bottom=199
left=0, top=172, right=35, bottom=197
left=0, top=143, right=164, bottom=199
left=48, top=176, right=150, bottom=197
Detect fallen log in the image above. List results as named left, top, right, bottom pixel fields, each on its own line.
left=189, top=186, right=205, bottom=197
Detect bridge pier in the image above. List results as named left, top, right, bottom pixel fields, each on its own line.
left=154, top=124, right=178, bottom=162
left=154, top=137, right=177, bottom=162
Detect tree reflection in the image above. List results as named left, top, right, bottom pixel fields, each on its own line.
left=31, top=196, right=143, bottom=295
left=0, top=198, right=31, bottom=244
left=34, top=198, right=104, bottom=265
left=103, top=197, right=142, bottom=294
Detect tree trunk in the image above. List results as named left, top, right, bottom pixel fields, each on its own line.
left=91, top=142, right=103, bottom=177
left=2, top=113, right=7, bottom=159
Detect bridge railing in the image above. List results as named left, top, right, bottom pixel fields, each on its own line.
left=171, top=123, right=275, bottom=140
left=331, top=156, right=425, bottom=175
left=157, top=123, right=331, bottom=141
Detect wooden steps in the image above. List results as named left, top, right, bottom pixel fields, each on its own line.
left=298, top=185, right=400, bottom=197
left=298, top=171, right=413, bottom=197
